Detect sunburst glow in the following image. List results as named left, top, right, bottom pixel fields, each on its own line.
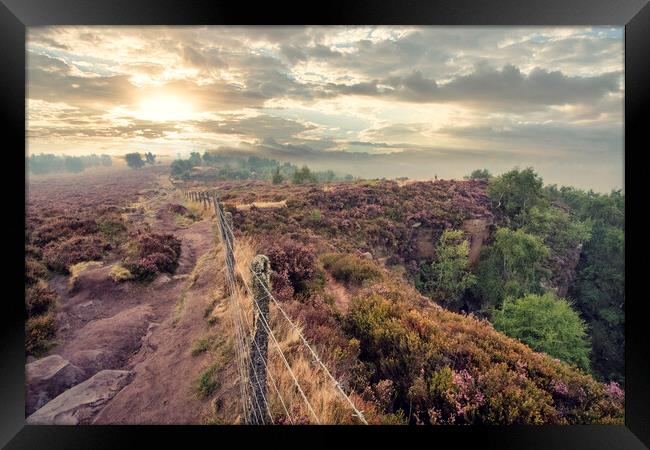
left=135, top=95, right=194, bottom=122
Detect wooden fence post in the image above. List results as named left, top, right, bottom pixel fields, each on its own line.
left=248, top=254, right=271, bottom=424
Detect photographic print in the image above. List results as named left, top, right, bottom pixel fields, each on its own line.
left=24, top=26, right=625, bottom=425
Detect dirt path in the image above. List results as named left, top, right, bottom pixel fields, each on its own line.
left=40, top=176, right=224, bottom=424
left=324, top=273, right=354, bottom=315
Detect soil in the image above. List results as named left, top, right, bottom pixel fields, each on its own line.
left=32, top=174, right=224, bottom=424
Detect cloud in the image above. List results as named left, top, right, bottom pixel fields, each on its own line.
left=324, top=64, right=620, bottom=108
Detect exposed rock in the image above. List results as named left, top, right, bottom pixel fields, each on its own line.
left=26, top=370, right=133, bottom=425
left=61, top=305, right=154, bottom=376
left=461, top=218, right=492, bottom=265
left=26, top=355, right=86, bottom=415
left=411, top=222, right=422, bottom=228
left=67, top=349, right=112, bottom=379
left=360, top=252, right=373, bottom=260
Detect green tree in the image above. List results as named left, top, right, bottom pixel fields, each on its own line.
left=272, top=166, right=284, bottom=184
left=492, top=293, right=591, bottom=371
left=417, top=229, right=476, bottom=310
left=188, top=152, right=202, bottom=167
left=63, top=156, right=84, bottom=173
left=125, top=152, right=145, bottom=169
left=100, top=154, right=112, bottom=166
left=474, top=228, right=550, bottom=310
left=292, top=165, right=317, bottom=184
left=488, top=167, right=544, bottom=226
left=144, top=152, right=156, bottom=165
left=465, top=169, right=492, bottom=180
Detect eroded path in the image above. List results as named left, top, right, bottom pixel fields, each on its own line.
left=29, top=176, right=225, bottom=424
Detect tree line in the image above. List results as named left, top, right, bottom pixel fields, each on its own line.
left=170, top=151, right=354, bottom=183
left=27, top=153, right=112, bottom=175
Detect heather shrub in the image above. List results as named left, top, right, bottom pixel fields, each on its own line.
left=25, top=281, right=58, bottom=317
left=26, top=313, right=56, bottom=356
left=42, top=235, right=110, bottom=273
left=32, top=216, right=98, bottom=245
left=343, top=280, right=623, bottom=425
left=321, top=253, right=382, bottom=285
left=260, top=237, right=318, bottom=300
left=25, top=258, right=47, bottom=285
left=96, top=216, right=127, bottom=245
left=122, top=231, right=182, bottom=280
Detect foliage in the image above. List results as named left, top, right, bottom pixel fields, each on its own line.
left=343, top=280, right=623, bottom=424
left=42, top=235, right=110, bottom=273
left=64, top=156, right=84, bottom=173
left=474, top=228, right=550, bottom=310
left=31, top=216, right=98, bottom=246
left=125, top=152, right=145, bottom=169
left=465, top=169, right=492, bottom=180
left=492, top=293, right=592, bottom=371
left=488, top=167, right=545, bottom=227
left=96, top=217, right=127, bottom=246
left=272, top=166, right=284, bottom=184
left=27, top=153, right=112, bottom=175
left=26, top=281, right=58, bottom=317
left=144, top=152, right=156, bottom=165
left=26, top=313, right=56, bottom=356
left=170, top=159, right=195, bottom=179
left=292, top=165, right=318, bottom=184
left=321, top=253, right=383, bottom=285
left=109, top=263, right=134, bottom=282
left=122, top=230, right=182, bottom=280
left=261, top=236, right=318, bottom=300
left=416, top=229, right=476, bottom=310
left=546, top=187, right=625, bottom=384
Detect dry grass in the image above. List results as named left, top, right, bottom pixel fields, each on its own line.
left=205, top=236, right=364, bottom=424
left=234, top=200, right=287, bottom=211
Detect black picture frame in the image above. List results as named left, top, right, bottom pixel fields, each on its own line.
left=1, top=1, right=647, bottom=448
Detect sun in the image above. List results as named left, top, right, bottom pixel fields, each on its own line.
left=135, top=94, right=194, bottom=122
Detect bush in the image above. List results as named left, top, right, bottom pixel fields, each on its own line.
left=321, top=253, right=382, bottom=285
left=261, top=237, right=318, bottom=300
left=492, top=293, right=592, bottom=371
left=125, top=152, right=145, bottom=169
left=123, top=231, right=182, bottom=280
left=26, top=281, right=58, bottom=317
left=32, top=216, right=98, bottom=246
left=343, top=282, right=622, bottom=425
left=25, top=258, right=47, bottom=285
left=26, top=313, right=56, bottom=356
left=96, top=217, right=127, bottom=245
left=109, top=263, right=134, bottom=282
left=474, top=228, right=550, bottom=310
left=416, top=229, right=476, bottom=310
left=42, top=235, right=110, bottom=273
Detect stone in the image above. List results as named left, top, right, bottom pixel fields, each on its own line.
left=26, top=355, right=86, bottom=415
left=26, top=370, right=133, bottom=425
left=360, top=252, right=373, bottom=260
left=412, top=222, right=422, bottom=228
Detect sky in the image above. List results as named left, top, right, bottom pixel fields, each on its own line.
left=26, top=26, right=624, bottom=191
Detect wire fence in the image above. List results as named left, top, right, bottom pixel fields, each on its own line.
left=182, top=189, right=368, bottom=425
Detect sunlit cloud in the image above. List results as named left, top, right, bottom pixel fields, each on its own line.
left=26, top=26, right=624, bottom=191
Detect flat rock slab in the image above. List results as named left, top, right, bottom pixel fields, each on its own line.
left=26, top=370, right=133, bottom=425
left=62, top=304, right=154, bottom=377
left=25, top=355, right=86, bottom=415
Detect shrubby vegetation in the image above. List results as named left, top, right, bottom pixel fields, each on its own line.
left=27, top=153, right=112, bottom=175
left=492, top=293, right=591, bottom=371
left=416, top=229, right=476, bottom=310
left=122, top=230, right=182, bottom=280
left=170, top=152, right=352, bottom=183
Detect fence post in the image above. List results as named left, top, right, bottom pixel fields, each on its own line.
left=214, top=194, right=236, bottom=296
left=248, top=254, right=271, bottom=425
